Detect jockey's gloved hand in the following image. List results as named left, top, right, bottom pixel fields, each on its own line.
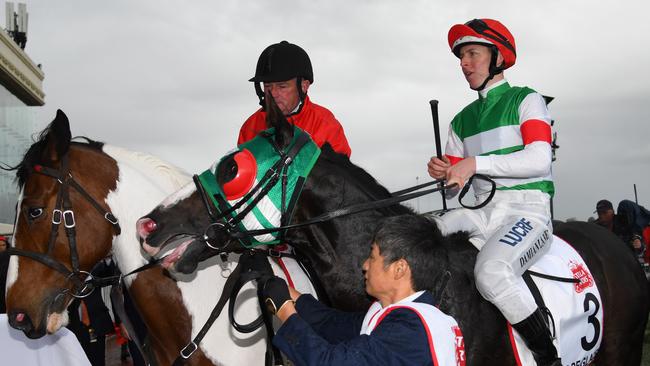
left=261, top=276, right=292, bottom=315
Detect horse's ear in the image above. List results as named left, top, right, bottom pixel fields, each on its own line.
left=265, top=92, right=294, bottom=149
left=43, top=109, right=72, bottom=162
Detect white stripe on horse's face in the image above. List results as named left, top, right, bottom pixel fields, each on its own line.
left=6, top=187, right=24, bottom=293
left=160, top=181, right=196, bottom=208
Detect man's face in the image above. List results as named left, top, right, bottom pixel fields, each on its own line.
left=597, top=209, right=614, bottom=224
left=362, top=243, right=394, bottom=299
left=263, top=78, right=309, bottom=115
left=458, top=44, right=502, bottom=90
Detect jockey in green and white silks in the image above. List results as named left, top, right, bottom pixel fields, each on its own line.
left=434, top=79, right=554, bottom=323
left=428, top=18, right=561, bottom=366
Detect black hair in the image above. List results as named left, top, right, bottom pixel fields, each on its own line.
left=372, top=214, right=446, bottom=292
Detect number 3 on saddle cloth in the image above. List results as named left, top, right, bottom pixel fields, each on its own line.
left=508, top=235, right=603, bottom=366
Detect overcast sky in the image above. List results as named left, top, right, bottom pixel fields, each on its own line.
left=15, top=0, right=650, bottom=220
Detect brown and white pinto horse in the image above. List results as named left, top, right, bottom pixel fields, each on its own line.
left=3, top=110, right=276, bottom=365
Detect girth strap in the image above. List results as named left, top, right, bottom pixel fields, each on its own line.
left=521, top=269, right=580, bottom=338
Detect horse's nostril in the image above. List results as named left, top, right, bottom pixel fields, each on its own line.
left=8, top=310, right=33, bottom=334
left=137, top=217, right=158, bottom=236
left=144, top=219, right=157, bottom=233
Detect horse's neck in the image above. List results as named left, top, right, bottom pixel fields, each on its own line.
left=102, top=145, right=191, bottom=279
left=103, top=145, right=190, bottom=191
left=290, top=158, right=412, bottom=310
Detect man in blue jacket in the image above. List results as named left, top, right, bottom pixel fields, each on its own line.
left=261, top=214, right=465, bottom=366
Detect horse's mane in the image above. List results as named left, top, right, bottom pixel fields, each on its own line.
left=102, top=145, right=190, bottom=190
left=319, top=143, right=414, bottom=216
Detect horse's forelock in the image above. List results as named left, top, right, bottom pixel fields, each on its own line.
left=12, top=121, right=61, bottom=187
left=264, top=93, right=293, bottom=148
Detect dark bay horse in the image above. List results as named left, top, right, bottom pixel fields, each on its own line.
left=137, top=101, right=650, bottom=365
left=3, top=110, right=275, bottom=365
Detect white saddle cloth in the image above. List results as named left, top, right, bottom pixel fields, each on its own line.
left=509, top=235, right=603, bottom=366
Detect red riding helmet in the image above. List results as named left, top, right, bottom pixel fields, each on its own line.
left=448, top=18, right=516, bottom=70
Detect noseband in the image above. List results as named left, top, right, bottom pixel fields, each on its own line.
left=7, top=153, right=121, bottom=298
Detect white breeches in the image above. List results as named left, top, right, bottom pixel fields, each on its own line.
left=433, top=190, right=553, bottom=324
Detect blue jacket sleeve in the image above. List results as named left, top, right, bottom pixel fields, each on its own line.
left=274, top=305, right=434, bottom=366
left=293, top=294, right=364, bottom=343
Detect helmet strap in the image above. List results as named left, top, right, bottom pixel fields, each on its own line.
left=254, top=82, right=266, bottom=109
left=287, top=77, right=306, bottom=117
left=472, top=45, right=504, bottom=91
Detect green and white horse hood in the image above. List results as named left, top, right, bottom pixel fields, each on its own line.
left=198, top=126, right=320, bottom=247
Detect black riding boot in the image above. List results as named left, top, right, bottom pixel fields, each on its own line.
left=512, top=308, right=562, bottom=366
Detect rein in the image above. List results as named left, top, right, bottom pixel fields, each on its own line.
left=6, top=154, right=122, bottom=298
left=197, top=173, right=497, bottom=249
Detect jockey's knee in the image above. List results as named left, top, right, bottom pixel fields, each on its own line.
left=474, top=259, right=538, bottom=323
left=474, top=259, right=515, bottom=302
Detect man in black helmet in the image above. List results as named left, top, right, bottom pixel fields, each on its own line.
left=238, top=41, right=351, bottom=157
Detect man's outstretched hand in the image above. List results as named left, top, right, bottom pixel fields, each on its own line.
left=261, top=276, right=296, bottom=321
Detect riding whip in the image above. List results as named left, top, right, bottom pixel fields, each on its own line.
left=429, top=99, right=447, bottom=210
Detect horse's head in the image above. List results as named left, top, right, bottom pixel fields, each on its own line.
left=138, top=95, right=300, bottom=274
left=4, top=110, right=119, bottom=338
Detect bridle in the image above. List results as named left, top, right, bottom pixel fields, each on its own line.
left=6, top=153, right=122, bottom=298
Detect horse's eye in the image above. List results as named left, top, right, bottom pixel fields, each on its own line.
left=228, top=162, right=237, bottom=175
left=28, top=207, right=44, bottom=219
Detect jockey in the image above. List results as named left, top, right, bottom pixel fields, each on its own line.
left=239, top=40, right=352, bottom=157
left=261, top=215, right=465, bottom=366
left=427, top=19, right=560, bottom=366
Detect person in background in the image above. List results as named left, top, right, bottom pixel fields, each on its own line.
left=593, top=199, right=616, bottom=231
left=66, top=289, right=114, bottom=366
left=643, top=224, right=650, bottom=267
left=239, top=40, right=351, bottom=157
left=616, top=200, right=650, bottom=264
